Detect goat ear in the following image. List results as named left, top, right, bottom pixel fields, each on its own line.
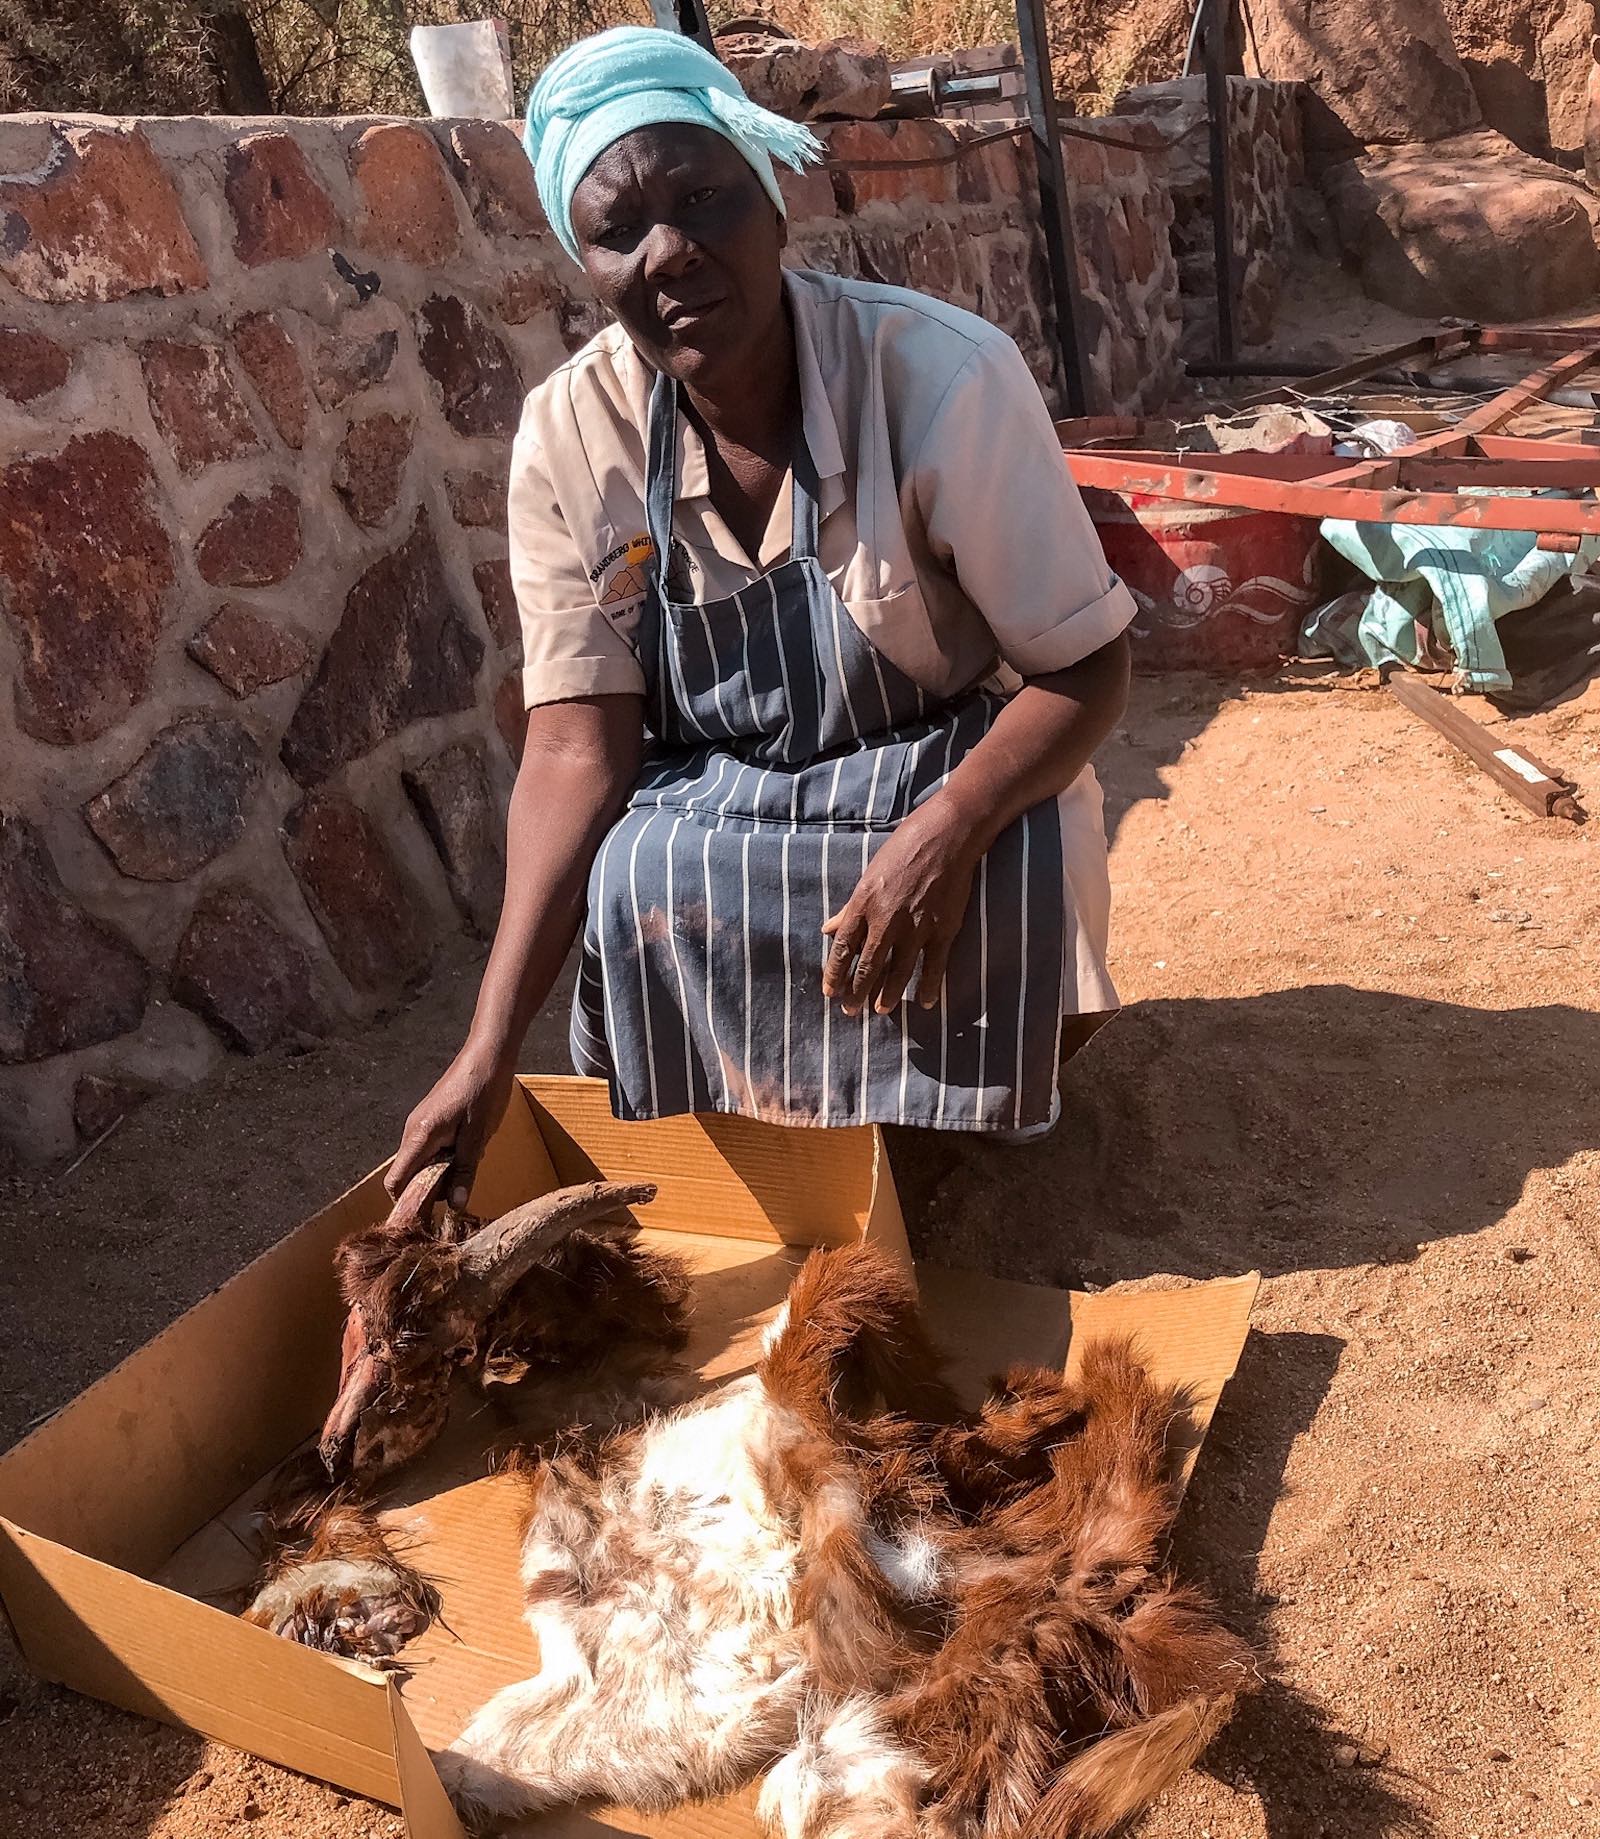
left=452, top=1180, right=659, bottom=1312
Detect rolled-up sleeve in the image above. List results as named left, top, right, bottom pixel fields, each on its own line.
left=508, top=404, right=646, bottom=710
left=913, top=335, right=1136, bottom=677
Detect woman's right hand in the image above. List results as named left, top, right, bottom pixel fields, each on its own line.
left=387, top=1037, right=516, bottom=1210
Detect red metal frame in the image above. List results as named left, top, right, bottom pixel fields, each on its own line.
left=1061, top=328, right=1600, bottom=537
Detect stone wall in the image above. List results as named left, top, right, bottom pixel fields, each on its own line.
left=1115, top=76, right=1307, bottom=358
left=0, top=110, right=1180, bottom=1167
left=1061, top=117, right=1185, bottom=414
left=791, top=116, right=1182, bottom=415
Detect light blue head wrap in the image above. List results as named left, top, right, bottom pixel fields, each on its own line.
left=524, top=26, right=824, bottom=263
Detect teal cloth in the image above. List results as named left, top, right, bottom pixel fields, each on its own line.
left=524, top=26, right=823, bottom=262
left=1315, top=514, right=1600, bottom=693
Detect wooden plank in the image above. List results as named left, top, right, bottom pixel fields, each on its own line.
left=1388, top=673, right=1585, bottom=822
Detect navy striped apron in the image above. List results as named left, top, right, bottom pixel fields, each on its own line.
left=570, top=372, right=1065, bottom=1132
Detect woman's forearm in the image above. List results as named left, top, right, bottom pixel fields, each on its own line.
left=926, top=632, right=1131, bottom=858
left=467, top=697, right=643, bottom=1062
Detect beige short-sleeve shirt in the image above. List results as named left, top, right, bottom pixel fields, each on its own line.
left=509, top=269, right=1136, bottom=712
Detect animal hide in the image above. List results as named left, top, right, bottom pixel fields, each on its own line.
left=437, top=1245, right=1256, bottom=1837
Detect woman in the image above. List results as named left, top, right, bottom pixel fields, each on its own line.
left=391, top=26, right=1134, bottom=1205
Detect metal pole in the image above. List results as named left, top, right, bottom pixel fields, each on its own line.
left=1203, top=0, right=1237, bottom=363
left=1013, top=0, right=1091, bottom=416
left=650, top=0, right=717, bottom=54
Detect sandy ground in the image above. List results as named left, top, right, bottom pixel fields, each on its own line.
left=3, top=664, right=1598, bottom=1837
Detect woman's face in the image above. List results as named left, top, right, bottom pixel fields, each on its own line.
left=569, top=123, right=788, bottom=396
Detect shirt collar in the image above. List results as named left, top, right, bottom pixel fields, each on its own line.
left=618, top=270, right=847, bottom=541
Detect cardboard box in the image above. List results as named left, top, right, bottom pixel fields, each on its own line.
left=0, top=1076, right=1258, bottom=1839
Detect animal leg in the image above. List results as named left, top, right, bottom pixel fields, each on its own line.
left=244, top=1501, right=437, bottom=1666
left=757, top=1696, right=928, bottom=1839
left=1023, top=1694, right=1236, bottom=1839
left=438, top=1656, right=597, bottom=1831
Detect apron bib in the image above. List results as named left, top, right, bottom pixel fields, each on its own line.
left=571, top=373, right=1065, bottom=1131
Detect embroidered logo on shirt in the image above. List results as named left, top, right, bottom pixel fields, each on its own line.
left=590, top=533, right=692, bottom=606
left=591, top=533, right=655, bottom=606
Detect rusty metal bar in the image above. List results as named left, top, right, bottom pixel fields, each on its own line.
left=1303, top=341, right=1600, bottom=488
left=1062, top=332, right=1600, bottom=536
left=1431, top=342, right=1600, bottom=443
left=1014, top=0, right=1092, bottom=416
left=1476, top=434, right=1600, bottom=462
left=1473, top=326, right=1600, bottom=353
left=1064, top=451, right=1600, bottom=534
left=1404, top=456, right=1600, bottom=490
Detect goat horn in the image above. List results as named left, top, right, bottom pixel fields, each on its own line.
left=384, top=1157, right=453, bottom=1237
left=452, top=1180, right=658, bottom=1312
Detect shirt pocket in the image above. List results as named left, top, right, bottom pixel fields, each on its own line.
left=837, top=580, right=948, bottom=705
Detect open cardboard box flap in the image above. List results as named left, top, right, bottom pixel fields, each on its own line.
left=0, top=1077, right=1258, bottom=1839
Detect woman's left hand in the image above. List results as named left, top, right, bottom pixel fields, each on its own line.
left=822, top=802, right=979, bottom=1017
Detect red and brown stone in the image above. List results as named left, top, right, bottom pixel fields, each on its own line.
left=73, top=1071, right=155, bottom=1141
left=445, top=121, right=546, bottom=237
left=0, top=814, right=149, bottom=1064
left=0, top=124, right=205, bottom=303
left=494, top=667, right=526, bottom=764
left=0, top=328, right=71, bottom=403
left=312, top=323, right=400, bottom=409
left=170, top=885, right=325, bottom=1053
left=402, top=741, right=505, bottom=939
left=195, top=485, right=303, bottom=588
left=332, top=411, right=414, bottom=529
left=224, top=131, right=340, bottom=267
left=281, top=793, right=434, bottom=995
left=0, top=432, right=176, bottom=746
left=416, top=294, right=523, bottom=437
left=231, top=312, right=309, bottom=449
left=187, top=602, right=312, bottom=699
left=499, top=267, right=561, bottom=325
left=445, top=467, right=507, bottom=529
left=139, top=338, right=261, bottom=474
left=280, top=511, right=483, bottom=786
left=352, top=124, right=462, bottom=266
left=473, top=556, right=519, bottom=648
left=84, top=715, right=265, bottom=883
left=825, top=120, right=957, bottom=211
left=778, top=163, right=837, bottom=223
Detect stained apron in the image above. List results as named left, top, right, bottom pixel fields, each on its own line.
left=570, top=371, right=1068, bottom=1132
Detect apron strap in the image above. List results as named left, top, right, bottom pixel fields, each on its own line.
left=644, top=368, right=678, bottom=593
left=790, top=430, right=821, bottom=564
left=643, top=367, right=821, bottom=584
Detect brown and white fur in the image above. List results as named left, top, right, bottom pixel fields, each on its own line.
left=438, top=1246, right=1255, bottom=1837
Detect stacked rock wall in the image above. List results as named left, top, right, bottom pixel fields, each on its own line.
left=1114, top=76, right=1307, bottom=358
left=792, top=117, right=1182, bottom=415
left=0, top=110, right=1181, bottom=1165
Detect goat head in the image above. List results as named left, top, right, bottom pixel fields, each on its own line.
left=318, top=1164, right=661, bottom=1485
